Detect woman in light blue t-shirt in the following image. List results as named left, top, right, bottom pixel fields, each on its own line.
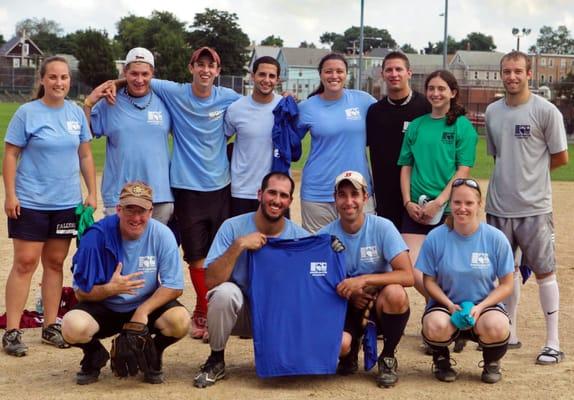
left=297, top=53, right=376, bottom=233
left=417, top=178, right=514, bottom=384
left=2, top=56, right=97, bottom=357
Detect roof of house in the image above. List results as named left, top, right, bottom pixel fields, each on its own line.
left=279, top=47, right=330, bottom=67
left=251, top=46, right=281, bottom=59
left=450, top=50, right=505, bottom=69
left=0, top=35, right=43, bottom=57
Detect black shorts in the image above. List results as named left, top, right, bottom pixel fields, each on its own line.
left=231, top=197, right=259, bottom=217
left=72, top=300, right=185, bottom=338
left=401, top=211, right=446, bottom=235
left=173, top=186, right=231, bottom=262
left=343, top=302, right=381, bottom=338
left=8, top=207, right=76, bottom=241
left=422, top=304, right=509, bottom=342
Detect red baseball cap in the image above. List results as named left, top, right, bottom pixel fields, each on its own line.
left=190, top=47, right=221, bottom=65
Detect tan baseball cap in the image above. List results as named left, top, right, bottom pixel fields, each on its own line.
left=119, top=182, right=153, bottom=209
left=190, top=46, right=221, bottom=65
left=335, top=171, right=368, bottom=191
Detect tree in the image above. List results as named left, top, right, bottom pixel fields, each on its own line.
left=0, top=34, right=5, bottom=47
left=459, top=32, right=496, bottom=51
left=299, top=41, right=317, bottom=48
left=115, top=11, right=189, bottom=82
left=529, top=25, right=574, bottom=54
left=400, top=43, right=417, bottom=54
left=260, top=35, right=283, bottom=47
left=72, top=29, right=117, bottom=88
left=425, top=35, right=461, bottom=54
left=14, top=18, right=65, bottom=54
left=320, top=26, right=396, bottom=54
left=188, top=8, right=250, bottom=75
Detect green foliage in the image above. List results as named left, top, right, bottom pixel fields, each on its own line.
left=320, top=26, right=396, bottom=54
left=529, top=25, right=574, bottom=54
left=299, top=41, right=316, bottom=48
left=14, top=18, right=66, bottom=55
left=400, top=43, right=418, bottom=54
left=188, top=8, right=250, bottom=75
left=0, top=34, right=4, bottom=46
left=426, top=32, right=497, bottom=54
left=115, top=11, right=189, bottom=82
left=261, top=35, right=283, bottom=47
left=73, top=29, right=118, bottom=88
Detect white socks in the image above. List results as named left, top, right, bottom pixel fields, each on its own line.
left=503, top=270, right=521, bottom=344
left=537, top=274, right=560, bottom=351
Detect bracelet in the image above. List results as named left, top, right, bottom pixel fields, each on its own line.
left=83, top=98, right=94, bottom=108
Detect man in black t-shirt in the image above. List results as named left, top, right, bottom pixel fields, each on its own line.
left=366, top=52, right=431, bottom=231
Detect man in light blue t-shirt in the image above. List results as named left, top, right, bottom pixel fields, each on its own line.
left=193, top=172, right=308, bottom=388
left=319, top=171, right=413, bottom=388
left=224, top=56, right=282, bottom=216
left=62, top=182, right=189, bottom=385
left=84, top=47, right=173, bottom=224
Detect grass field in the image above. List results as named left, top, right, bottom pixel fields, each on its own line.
left=0, top=101, right=572, bottom=180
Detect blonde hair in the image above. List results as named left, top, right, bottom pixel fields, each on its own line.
left=444, top=179, right=482, bottom=230
left=34, top=56, right=70, bottom=99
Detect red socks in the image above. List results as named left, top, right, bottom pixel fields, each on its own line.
left=189, top=266, right=208, bottom=316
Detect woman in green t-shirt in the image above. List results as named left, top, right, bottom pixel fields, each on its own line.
left=397, top=70, right=478, bottom=300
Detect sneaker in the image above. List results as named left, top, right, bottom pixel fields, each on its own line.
left=144, top=349, right=164, bottom=384
left=202, top=330, right=209, bottom=344
left=376, top=356, right=398, bottom=388
left=453, top=337, right=467, bottom=353
left=337, top=341, right=359, bottom=375
left=432, top=354, right=457, bottom=382
left=2, top=329, right=28, bottom=357
left=76, top=342, right=110, bottom=385
left=194, top=355, right=225, bottom=388
left=190, top=313, right=207, bottom=340
left=480, top=360, right=502, bottom=384
left=42, top=323, right=70, bottom=349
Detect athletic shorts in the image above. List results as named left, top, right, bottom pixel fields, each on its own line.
left=8, top=207, right=76, bottom=241
left=72, top=299, right=185, bottom=338
left=422, top=304, right=509, bottom=343
left=401, top=211, right=446, bottom=235
left=230, top=197, right=260, bottom=217
left=343, top=301, right=382, bottom=338
left=173, top=186, right=231, bottom=262
left=301, top=197, right=376, bottom=234
left=486, top=213, right=556, bottom=275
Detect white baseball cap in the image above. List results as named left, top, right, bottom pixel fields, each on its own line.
left=335, top=170, right=368, bottom=191
left=125, top=47, right=154, bottom=67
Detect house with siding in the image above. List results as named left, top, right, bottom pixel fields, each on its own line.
left=277, top=47, right=330, bottom=99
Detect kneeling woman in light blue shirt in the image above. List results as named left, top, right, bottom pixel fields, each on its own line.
left=416, top=178, right=514, bottom=384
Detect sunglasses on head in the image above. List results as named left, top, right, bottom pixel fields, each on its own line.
left=452, top=178, right=481, bottom=193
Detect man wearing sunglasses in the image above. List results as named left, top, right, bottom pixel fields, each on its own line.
left=485, top=51, right=569, bottom=366
left=62, top=182, right=190, bottom=385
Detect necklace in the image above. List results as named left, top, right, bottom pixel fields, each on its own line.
left=386, top=91, right=412, bottom=106
left=124, top=88, right=153, bottom=110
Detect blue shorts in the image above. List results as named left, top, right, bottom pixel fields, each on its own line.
left=7, top=207, right=76, bottom=241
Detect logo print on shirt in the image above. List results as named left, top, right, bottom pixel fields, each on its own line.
left=310, top=262, right=328, bottom=276
left=470, top=252, right=490, bottom=269
left=147, top=111, right=163, bottom=125
left=67, top=120, right=81, bottom=135
left=209, top=110, right=225, bottom=121
left=441, top=131, right=454, bottom=144
left=360, top=246, right=379, bottom=263
left=345, top=107, right=361, bottom=120
left=514, top=125, right=531, bottom=139
left=138, top=256, right=157, bottom=273
left=402, top=121, right=410, bottom=133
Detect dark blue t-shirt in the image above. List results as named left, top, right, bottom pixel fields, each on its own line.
left=247, top=234, right=347, bottom=378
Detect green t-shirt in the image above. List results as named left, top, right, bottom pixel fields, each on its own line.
left=397, top=114, right=477, bottom=208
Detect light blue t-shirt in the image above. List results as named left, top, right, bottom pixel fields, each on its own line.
left=91, top=89, right=173, bottom=208
left=297, top=89, right=376, bottom=202
left=416, top=223, right=514, bottom=309
left=104, top=219, right=184, bottom=312
left=205, top=212, right=309, bottom=292
left=5, top=99, right=91, bottom=210
left=319, top=214, right=408, bottom=277
left=224, top=94, right=282, bottom=199
left=151, top=79, right=240, bottom=191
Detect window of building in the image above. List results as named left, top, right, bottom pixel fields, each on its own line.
left=13, top=58, right=20, bottom=68
left=474, top=71, right=479, bottom=79
left=540, top=74, right=545, bottom=83
left=548, top=75, right=553, bottom=83
left=493, top=72, right=498, bottom=80
left=541, top=58, right=547, bottom=66
left=549, top=58, right=554, bottom=67
left=486, top=72, right=490, bottom=80
left=561, top=59, right=567, bottom=68
left=22, top=43, right=29, bottom=57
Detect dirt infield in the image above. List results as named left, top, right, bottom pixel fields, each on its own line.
left=1, top=175, right=573, bottom=400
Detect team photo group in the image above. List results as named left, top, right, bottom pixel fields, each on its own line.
left=1, top=42, right=569, bottom=391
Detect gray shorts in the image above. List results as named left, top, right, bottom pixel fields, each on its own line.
left=301, top=197, right=376, bottom=234
left=486, top=213, right=556, bottom=275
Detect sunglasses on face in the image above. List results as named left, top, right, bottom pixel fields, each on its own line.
left=452, top=178, right=481, bottom=193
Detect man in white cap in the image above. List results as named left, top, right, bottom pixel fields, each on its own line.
left=83, top=47, right=174, bottom=224
left=62, top=182, right=189, bottom=385
left=318, top=171, right=414, bottom=388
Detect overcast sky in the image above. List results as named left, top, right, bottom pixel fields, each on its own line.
left=1, top=0, right=573, bottom=54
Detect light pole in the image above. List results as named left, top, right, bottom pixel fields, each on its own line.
left=442, top=0, right=448, bottom=69
left=358, top=0, right=365, bottom=90
left=512, top=27, right=531, bottom=52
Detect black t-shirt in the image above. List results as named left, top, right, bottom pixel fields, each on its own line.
left=366, top=91, right=431, bottom=230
